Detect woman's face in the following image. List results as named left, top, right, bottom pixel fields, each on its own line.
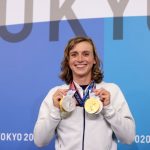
left=68, top=41, right=96, bottom=80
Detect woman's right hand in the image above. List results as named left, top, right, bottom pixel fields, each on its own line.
left=52, top=89, right=68, bottom=108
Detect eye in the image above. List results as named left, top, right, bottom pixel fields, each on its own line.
left=70, top=52, right=77, bottom=57
left=83, top=52, right=90, bottom=56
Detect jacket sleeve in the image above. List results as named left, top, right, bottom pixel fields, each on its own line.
left=33, top=87, right=61, bottom=147
left=102, top=83, right=136, bottom=144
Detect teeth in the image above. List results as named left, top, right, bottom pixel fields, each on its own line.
left=76, top=64, right=86, bottom=67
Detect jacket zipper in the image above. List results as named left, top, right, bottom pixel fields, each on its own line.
left=82, top=108, right=85, bottom=150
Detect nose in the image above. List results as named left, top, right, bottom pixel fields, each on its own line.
left=77, top=54, right=83, bottom=62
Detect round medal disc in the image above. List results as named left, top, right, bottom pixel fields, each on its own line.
left=84, top=98, right=101, bottom=114
left=59, top=98, right=66, bottom=112
left=95, top=100, right=103, bottom=114
left=61, top=96, right=76, bottom=112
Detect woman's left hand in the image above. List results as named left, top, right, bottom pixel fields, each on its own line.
left=93, top=88, right=110, bottom=106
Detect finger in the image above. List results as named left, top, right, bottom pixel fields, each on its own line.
left=99, top=90, right=110, bottom=97
left=93, top=89, right=106, bottom=96
left=56, top=95, right=63, bottom=101
left=57, top=89, right=68, bottom=96
left=93, top=89, right=101, bottom=96
left=100, top=95, right=109, bottom=100
left=93, top=88, right=107, bottom=94
left=62, top=89, right=69, bottom=95
left=54, top=100, right=60, bottom=108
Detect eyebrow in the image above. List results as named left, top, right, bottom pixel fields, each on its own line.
left=70, top=50, right=92, bottom=53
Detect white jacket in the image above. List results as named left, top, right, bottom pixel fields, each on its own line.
left=34, top=81, right=135, bottom=150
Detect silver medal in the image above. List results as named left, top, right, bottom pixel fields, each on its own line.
left=62, top=90, right=76, bottom=112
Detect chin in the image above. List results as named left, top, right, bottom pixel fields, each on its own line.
left=75, top=72, right=89, bottom=77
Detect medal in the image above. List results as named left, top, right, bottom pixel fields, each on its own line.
left=84, top=96, right=103, bottom=114
left=59, top=90, right=76, bottom=113
left=62, top=95, right=76, bottom=112
left=59, top=97, right=73, bottom=118
left=84, top=98, right=100, bottom=114
left=59, top=98, right=66, bottom=112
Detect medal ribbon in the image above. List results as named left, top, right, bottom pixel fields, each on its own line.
left=69, top=81, right=95, bottom=106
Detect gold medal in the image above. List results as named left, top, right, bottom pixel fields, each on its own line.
left=59, top=98, right=66, bottom=112
left=84, top=98, right=102, bottom=114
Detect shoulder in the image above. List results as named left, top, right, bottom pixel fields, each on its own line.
left=96, top=81, right=120, bottom=91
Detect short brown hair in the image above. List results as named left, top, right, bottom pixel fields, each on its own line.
left=60, top=36, right=104, bottom=84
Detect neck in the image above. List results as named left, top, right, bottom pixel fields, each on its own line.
left=73, top=76, right=91, bottom=85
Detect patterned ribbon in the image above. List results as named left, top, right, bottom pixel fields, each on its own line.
left=69, top=81, right=95, bottom=106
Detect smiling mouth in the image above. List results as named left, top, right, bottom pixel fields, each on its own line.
left=75, top=64, right=87, bottom=68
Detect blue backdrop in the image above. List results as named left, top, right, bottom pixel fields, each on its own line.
left=0, top=16, right=150, bottom=149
